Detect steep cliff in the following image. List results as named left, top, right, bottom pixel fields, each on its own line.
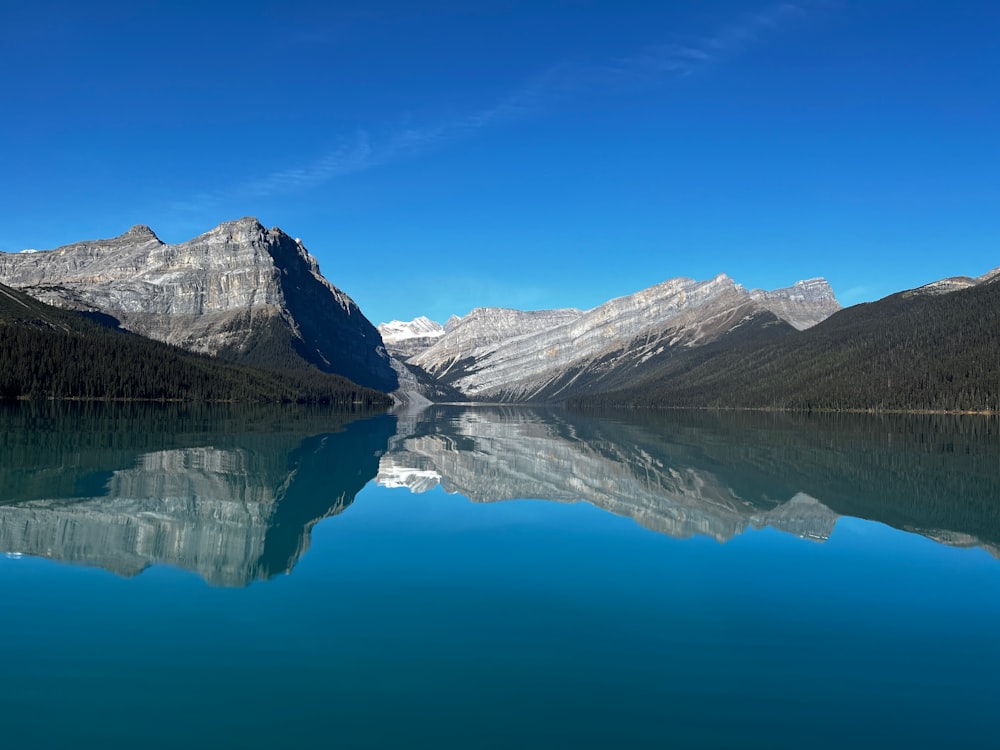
left=0, top=218, right=397, bottom=392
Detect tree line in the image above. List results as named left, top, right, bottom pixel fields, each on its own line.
left=568, top=278, right=1000, bottom=413
left=0, top=286, right=393, bottom=406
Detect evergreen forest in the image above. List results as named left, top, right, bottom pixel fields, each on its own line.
left=569, top=278, right=1000, bottom=413
left=0, top=284, right=392, bottom=407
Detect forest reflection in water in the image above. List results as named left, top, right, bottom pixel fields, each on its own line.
left=0, top=401, right=998, bottom=585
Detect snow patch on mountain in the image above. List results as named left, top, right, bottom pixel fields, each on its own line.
left=378, top=316, right=446, bottom=343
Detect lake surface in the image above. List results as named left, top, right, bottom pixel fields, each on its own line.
left=1, top=402, right=998, bottom=748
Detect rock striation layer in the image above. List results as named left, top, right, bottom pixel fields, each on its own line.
left=0, top=218, right=396, bottom=392
left=749, top=277, right=841, bottom=330
left=406, top=274, right=839, bottom=401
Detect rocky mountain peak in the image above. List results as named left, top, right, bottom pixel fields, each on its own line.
left=122, top=224, right=161, bottom=242
left=0, top=219, right=397, bottom=392
left=379, top=316, right=446, bottom=343
left=227, top=216, right=266, bottom=230
left=200, top=216, right=270, bottom=243
left=378, top=316, right=448, bottom=360
left=749, top=277, right=840, bottom=330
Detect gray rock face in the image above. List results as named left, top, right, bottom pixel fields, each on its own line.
left=749, top=277, right=841, bottom=330
left=908, top=266, right=1000, bottom=297
left=410, top=306, right=583, bottom=392
left=408, top=274, right=839, bottom=401
left=0, top=218, right=396, bottom=391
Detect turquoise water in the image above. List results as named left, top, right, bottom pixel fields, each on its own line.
left=0, top=404, right=998, bottom=748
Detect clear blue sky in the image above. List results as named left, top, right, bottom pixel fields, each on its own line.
left=2, top=1, right=997, bottom=326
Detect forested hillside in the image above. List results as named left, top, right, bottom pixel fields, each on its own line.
left=0, top=284, right=392, bottom=406
left=569, top=277, right=1000, bottom=413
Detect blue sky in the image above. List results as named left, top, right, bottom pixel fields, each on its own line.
left=2, top=1, right=997, bottom=326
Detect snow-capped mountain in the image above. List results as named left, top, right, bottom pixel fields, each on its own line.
left=377, top=316, right=446, bottom=360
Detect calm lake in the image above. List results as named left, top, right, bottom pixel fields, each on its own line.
left=1, top=403, right=998, bottom=748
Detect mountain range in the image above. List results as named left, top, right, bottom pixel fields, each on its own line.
left=570, top=267, right=1000, bottom=412
left=382, top=274, right=839, bottom=402
left=382, top=269, right=998, bottom=411
left=1, top=217, right=996, bottom=411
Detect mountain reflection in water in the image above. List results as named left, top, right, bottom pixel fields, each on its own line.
left=1, top=403, right=997, bottom=586
left=381, top=406, right=1000, bottom=555
left=0, top=403, right=395, bottom=585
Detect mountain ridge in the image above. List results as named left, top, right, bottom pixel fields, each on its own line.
left=5, top=217, right=994, bottom=411
left=399, top=273, right=839, bottom=401
left=570, top=268, right=1000, bottom=412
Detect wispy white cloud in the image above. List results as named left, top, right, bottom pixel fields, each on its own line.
left=702, top=2, right=810, bottom=55
left=596, top=1, right=815, bottom=84
left=171, top=2, right=818, bottom=212
left=169, top=132, right=376, bottom=211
